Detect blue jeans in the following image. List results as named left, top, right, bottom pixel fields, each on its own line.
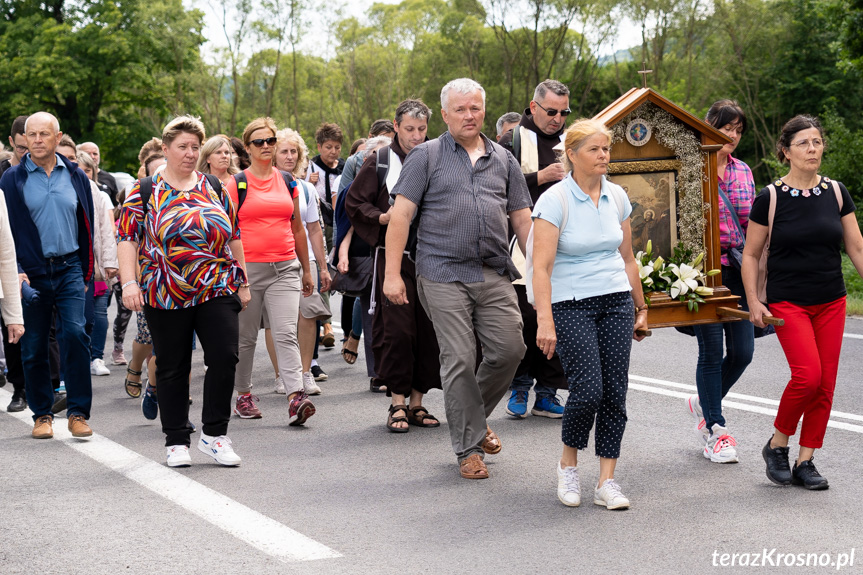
left=84, top=280, right=110, bottom=360
left=510, top=373, right=556, bottom=397
left=21, top=254, right=92, bottom=420
left=692, top=266, right=754, bottom=429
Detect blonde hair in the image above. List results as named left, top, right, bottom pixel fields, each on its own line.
left=275, top=128, right=310, bottom=178
left=560, top=118, right=612, bottom=172
left=161, top=115, right=205, bottom=146
left=196, top=135, right=239, bottom=175
left=242, top=117, right=278, bottom=148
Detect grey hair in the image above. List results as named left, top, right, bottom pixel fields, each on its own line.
left=364, top=136, right=393, bottom=151
left=440, top=78, right=486, bottom=111
left=395, top=99, right=432, bottom=124
left=533, top=79, right=570, bottom=103
left=496, top=112, right=522, bottom=137
left=24, top=112, right=60, bottom=134
left=76, top=150, right=97, bottom=175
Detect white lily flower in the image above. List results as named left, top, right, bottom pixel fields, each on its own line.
left=668, top=263, right=700, bottom=298
left=694, top=286, right=714, bottom=296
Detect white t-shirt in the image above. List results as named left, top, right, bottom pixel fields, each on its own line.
left=296, top=179, right=320, bottom=262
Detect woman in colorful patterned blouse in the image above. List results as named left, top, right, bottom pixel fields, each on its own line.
left=744, top=115, right=863, bottom=490
left=684, top=100, right=755, bottom=465
left=224, top=117, right=315, bottom=424
left=117, top=115, right=250, bottom=469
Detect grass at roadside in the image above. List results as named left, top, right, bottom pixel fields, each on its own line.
left=843, top=253, right=863, bottom=316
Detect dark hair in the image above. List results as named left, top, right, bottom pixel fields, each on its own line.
left=776, top=115, right=823, bottom=165
left=314, top=122, right=343, bottom=146
left=230, top=136, right=251, bottom=170
left=349, top=138, right=367, bottom=156
left=10, top=115, right=28, bottom=138
left=705, top=99, right=747, bottom=134
left=369, top=119, right=394, bottom=137
left=142, top=151, right=165, bottom=176
left=533, top=79, right=570, bottom=102
left=394, top=99, right=432, bottom=125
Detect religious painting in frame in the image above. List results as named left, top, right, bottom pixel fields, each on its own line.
left=608, top=159, right=680, bottom=260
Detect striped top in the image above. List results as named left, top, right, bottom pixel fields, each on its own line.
left=717, top=155, right=755, bottom=267
left=117, top=171, right=246, bottom=309
left=392, top=131, right=532, bottom=283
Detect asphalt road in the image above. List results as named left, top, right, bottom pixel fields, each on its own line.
left=2, top=301, right=863, bottom=574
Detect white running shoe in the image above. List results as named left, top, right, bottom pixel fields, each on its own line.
left=557, top=462, right=580, bottom=507
left=686, top=394, right=709, bottom=446
left=594, top=479, right=630, bottom=510
left=90, top=358, right=110, bottom=376
left=197, top=433, right=241, bottom=466
left=303, top=371, right=322, bottom=395
left=166, top=445, right=191, bottom=468
left=703, top=424, right=739, bottom=463
left=274, top=376, right=286, bottom=394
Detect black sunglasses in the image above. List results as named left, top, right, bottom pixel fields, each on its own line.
left=535, top=101, right=571, bottom=117
left=250, top=137, right=278, bottom=147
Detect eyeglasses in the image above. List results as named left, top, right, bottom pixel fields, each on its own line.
left=14, top=145, right=28, bottom=153
left=535, top=101, right=571, bottom=117
left=790, top=138, right=824, bottom=149
left=250, top=137, right=277, bottom=147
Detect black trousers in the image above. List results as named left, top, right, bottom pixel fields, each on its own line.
left=144, top=295, right=240, bottom=447
left=372, top=252, right=442, bottom=397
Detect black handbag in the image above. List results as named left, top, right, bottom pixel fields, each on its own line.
left=329, top=257, right=373, bottom=297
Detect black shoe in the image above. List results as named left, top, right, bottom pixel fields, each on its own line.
left=311, top=365, right=328, bottom=382
left=762, top=437, right=792, bottom=485
left=369, top=378, right=387, bottom=393
left=791, top=458, right=829, bottom=490
left=51, top=392, right=67, bottom=414
left=7, top=393, right=26, bottom=412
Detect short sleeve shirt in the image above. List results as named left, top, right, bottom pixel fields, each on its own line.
left=297, top=179, right=319, bottom=262
left=717, top=155, right=756, bottom=266
left=117, top=172, right=246, bottom=309
left=749, top=176, right=854, bottom=306
left=224, top=168, right=297, bottom=263
left=393, top=131, right=532, bottom=283
left=533, top=176, right=632, bottom=303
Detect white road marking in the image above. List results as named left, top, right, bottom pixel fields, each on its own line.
left=0, top=388, right=340, bottom=563
left=629, top=375, right=863, bottom=434
left=843, top=332, right=863, bottom=340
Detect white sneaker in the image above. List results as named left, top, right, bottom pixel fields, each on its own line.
left=197, top=433, right=241, bottom=466
left=594, top=479, right=630, bottom=510
left=274, top=376, right=286, bottom=394
left=303, top=371, right=321, bottom=395
left=703, top=424, right=739, bottom=463
left=166, top=445, right=191, bottom=467
left=90, top=358, right=110, bottom=376
left=686, top=394, right=709, bottom=446
left=557, top=462, right=580, bottom=507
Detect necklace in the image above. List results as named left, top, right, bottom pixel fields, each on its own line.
left=776, top=176, right=829, bottom=198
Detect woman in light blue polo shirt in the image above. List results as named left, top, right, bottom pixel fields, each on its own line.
left=532, top=118, right=647, bottom=510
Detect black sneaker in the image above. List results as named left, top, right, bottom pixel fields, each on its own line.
left=791, top=458, right=829, bottom=490
left=51, top=392, right=67, bottom=414
left=311, top=365, right=328, bottom=382
left=7, top=392, right=26, bottom=412
left=762, top=437, right=792, bottom=485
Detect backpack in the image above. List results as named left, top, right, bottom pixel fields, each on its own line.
left=231, top=170, right=298, bottom=215
left=522, top=177, right=627, bottom=304
left=137, top=173, right=223, bottom=241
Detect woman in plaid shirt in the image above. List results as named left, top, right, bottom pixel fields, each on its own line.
left=685, top=100, right=756, bottom=464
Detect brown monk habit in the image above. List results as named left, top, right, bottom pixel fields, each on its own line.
left=345, top=135, right=442, bottom=397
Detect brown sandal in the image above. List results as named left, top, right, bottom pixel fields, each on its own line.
left=341, top=331, right=360, bottom=365
left=387, top=404, right=409, bottom=433
left=459, top=453, right=489, bottom=479
left=124, top=367, right=143, bottom=398
left=407, top=406, right=440, bottom=428
left=482, top=426, right=502, bottom=454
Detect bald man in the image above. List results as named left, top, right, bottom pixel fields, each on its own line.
left=78, top=141, right=119, bottom=206
left=0, top=111, right=96, bottom=440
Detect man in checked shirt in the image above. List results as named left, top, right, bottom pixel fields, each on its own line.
left=383, top=78, right=533, bottom=480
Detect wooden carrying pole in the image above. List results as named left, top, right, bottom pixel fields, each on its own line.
left=716, top=306, right=784, bottom=326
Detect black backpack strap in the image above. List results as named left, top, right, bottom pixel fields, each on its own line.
left=512, top=125, right=521, bottom=160
left=138, top=176, right=153, bottom=242
left=279, top=170, right=298, bottom=199
left=376, top=146, right=390, bottom=190
left=232, top=171, right=248, bottom=212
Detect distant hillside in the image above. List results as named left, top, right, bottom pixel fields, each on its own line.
left=598, top=47, right=635, bottom=66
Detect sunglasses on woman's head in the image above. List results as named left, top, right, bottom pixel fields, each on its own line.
left=250, top=137, right=278, bottom=147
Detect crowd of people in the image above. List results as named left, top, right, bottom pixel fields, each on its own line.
left=1, top=75, right=861, bottom=506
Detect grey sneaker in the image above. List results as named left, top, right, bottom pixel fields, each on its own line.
left=303, top=371, right=322, bottom=395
